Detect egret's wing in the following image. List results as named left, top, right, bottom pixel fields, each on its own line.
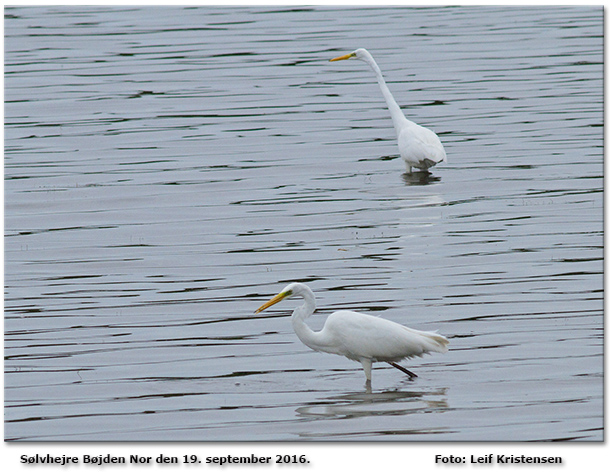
left=324, top=311, right=447, bottom=362
left=398, top=124, right=446, bottom=168
left=413, top=138, right=446, bottom=164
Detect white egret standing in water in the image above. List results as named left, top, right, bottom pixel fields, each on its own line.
left=330, top=48, right=446, bottom=173
left=255, top=283, right=448, bottom=383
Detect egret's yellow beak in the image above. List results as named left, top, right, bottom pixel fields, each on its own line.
left=255, top=290, right=292, bottom=314
left=330, top=52, right=355, bottom=62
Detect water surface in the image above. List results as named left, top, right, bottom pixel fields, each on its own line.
left=4, top=6, right=603, bottom=441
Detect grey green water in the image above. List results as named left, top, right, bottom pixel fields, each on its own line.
left=4, top=6, right=603, bottom=441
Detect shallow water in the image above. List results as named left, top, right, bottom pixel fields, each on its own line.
left=4, top=6, right=603, bottom=441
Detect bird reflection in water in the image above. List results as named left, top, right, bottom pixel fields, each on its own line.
left=295, top=387, right=449, bottom=420
left=402, top=170, right=441, bottom=186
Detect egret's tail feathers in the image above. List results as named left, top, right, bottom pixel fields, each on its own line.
left=420, top=157, right=443, bottom=169
left=426, top=332, right=449, bottom=354
left=422, top=158, right=436, bottom=169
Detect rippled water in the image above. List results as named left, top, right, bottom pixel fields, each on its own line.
left=4, top=6, right=603, bottom=441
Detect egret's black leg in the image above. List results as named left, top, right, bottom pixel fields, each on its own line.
left=388, top=362, right=418, bottom=378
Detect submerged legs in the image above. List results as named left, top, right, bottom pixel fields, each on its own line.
left=360, top=358, right=373, bottom=381
left=360, top=359, right=418, bottom=382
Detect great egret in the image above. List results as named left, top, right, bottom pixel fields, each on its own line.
left=330, top=48, right=446, bottom=173
left=255, top=282, right=448, bottom=383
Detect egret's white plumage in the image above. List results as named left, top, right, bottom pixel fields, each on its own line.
left=255, top=282, right=448, bottom=382
left=330, top=48, right=446, bottom=173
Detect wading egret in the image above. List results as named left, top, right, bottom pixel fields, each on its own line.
left=255, top=282, right=448, bottom=383
left=330, top=48, right=446, bottom=173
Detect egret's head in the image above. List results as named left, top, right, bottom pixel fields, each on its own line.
left=255, top=284, right=295, bottom=313
left=329, top=48, right=368, bottom=62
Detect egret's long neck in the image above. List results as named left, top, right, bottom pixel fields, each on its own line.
left=290, top=290, right=330, bottom=353
left=361, top=54, right=409, bottom=132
